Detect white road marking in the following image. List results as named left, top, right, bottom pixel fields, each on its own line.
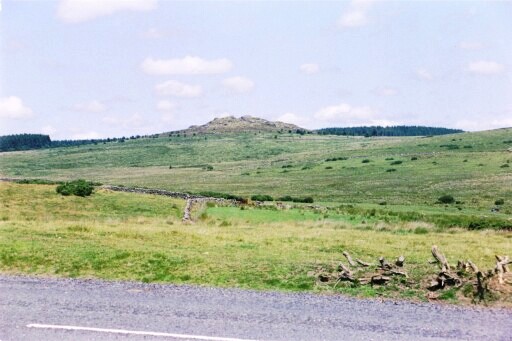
left=27, top=323, right=266, bottom=341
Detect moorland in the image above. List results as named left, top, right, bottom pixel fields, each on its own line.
left=0, top=124, right=511, bottom=305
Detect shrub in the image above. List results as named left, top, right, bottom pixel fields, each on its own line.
left=440, top=144, right=459, bottom=150
left=198, top=191, right=245, bottom=202
left=386, top=168, right=396, bottom=172
left=203, top=165, right=214, bottom=171
left=56, top=179, right=94, bottom=197
left=325, top=166, right=333, bottom=169
left=362, top=159, right=370, bottom=163
left=251, top=194, right=274, bottom=202
left=390, top=160, right=403, bottom=165
left=411, top=157, right=418, bottom=161
left=278, top=195, right=294, bottom=202
left=385, top=157, right=394, bottom=161
left=278, top=196, right=314, bottom=203
left=437, top=194, right=455, bottom=204
left=500, top=164, right=510, bottom=168
left=325, top=157, right=347, bottom=162
left=495, top=199, right=505, bottom=206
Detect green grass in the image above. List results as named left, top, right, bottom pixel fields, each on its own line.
left=0, top=183, right=511, bottom=305
left=1, top=130, right=511, bottom=213
left=1, top=129, right=512, bottom=304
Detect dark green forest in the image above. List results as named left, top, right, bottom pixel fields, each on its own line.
left=316, top=126, right=463, bottom=137
left=0, top=134, right=145, bottom=152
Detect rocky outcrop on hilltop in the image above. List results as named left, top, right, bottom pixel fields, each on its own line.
left=163, top=115, right=307, bottom=135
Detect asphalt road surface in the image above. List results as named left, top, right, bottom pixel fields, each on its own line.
left=0, top=275, right=510, bottom=341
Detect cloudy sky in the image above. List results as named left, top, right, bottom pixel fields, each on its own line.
left=1, top=0, right=511, bottom=139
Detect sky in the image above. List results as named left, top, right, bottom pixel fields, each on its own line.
left=0, top=0, right=511, bottom=140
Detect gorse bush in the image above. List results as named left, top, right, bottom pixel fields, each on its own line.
left=56, top=179, right=94, bottom=197
left=437, top=194, right=455, bottom=204
left=390, top=160, right=403, bottom=165
left=495, top=199, right=505, bottom=206
left=277, top=196, right=314, bottom=203
left=251, top=194, right=274, bottom=202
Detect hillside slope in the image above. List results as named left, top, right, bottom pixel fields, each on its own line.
left=0, top=128, right=511, bottom=211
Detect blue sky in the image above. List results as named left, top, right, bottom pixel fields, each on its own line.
left=1, top=0, right=511, bottom=139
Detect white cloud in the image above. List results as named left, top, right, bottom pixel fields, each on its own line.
left=277, top=112, right=310, bottom=127
left=222, top=76, right=255, bottom=93
left=455, top=117, right=512, bottom=131
left=338, top=0, right=374, bottom=28
left=102, top=113, right=145, bottom=127
left=71, top=100, right=106, bottom=113
left=374, top=87, right=397, bottom=96
left=41, top=125, right=57, bottom=135
left=468, top=60, right=505, bottom=75
left=57, top=0, right=157, bottom=24
left=72, top=131, right=101, bottom=140
left=156, top=100, right=175, bottom=111
left=161, top=113, right=174, bottom=123
left=0, top=96, right=33, bottom=119
left=155, top=80, right=203, bottom=98
left=142, top=27, right=165, bottom=39
left=416, top=68, right=433, bottom=81
left=141, top=56, right=233, bottom=75
left=458, top=41, right=483, bottom=50
left=313, top=102, right=394, bottom=126
left=315, top=103, right=374, bottom=122
left=299, top=63, right=319, bottom=74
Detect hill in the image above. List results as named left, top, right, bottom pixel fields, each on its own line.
left=162, top=115, right=307, bottom=135
left=0, top=127, right=511, bottom=213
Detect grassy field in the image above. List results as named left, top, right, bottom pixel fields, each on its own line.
left=0, top=129, right=511, bottom=211
left=0, top=182, right=511, bottom=305
left=0, top=129, right=511, bottom=305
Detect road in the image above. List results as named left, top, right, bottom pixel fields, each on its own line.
left=0, top=275, right=510, bottom=341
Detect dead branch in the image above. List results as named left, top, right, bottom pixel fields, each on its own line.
left=355, top=259, right=372, bottom=267
left=378, top=256, right=392, bottom=270
left=385, top=269, right=408, bottom=278
left=467, top=260, right=479, bottom=273
left=395, top=255, right=405, bottom=267
left=371, top=275, right=391, bottom=285
left=431, top=245, right=450, bottom=272
left=495, top=255, right=510, bottom=284
left=342, top=251, right=357, bottom=267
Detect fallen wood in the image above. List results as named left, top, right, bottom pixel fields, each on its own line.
left=335, top=262, right=355, bottom=284
left=378, top=256, right=392, bottom=270
left=395, top=255, right=405, bottom=267
left=342, top=251, right=357, bottom=267
left=467, top=260, right=479, bottom=273
left=431, top=245, right=450, bottom=272
left=355, top=259, right=372, bottom=267
left=338, top=261, right=351, bottom=274
left=371, top=275, right=391, bottom=285
left=385, top=269, right=408, bottom=278
left=456, top=259, right=479, bottom=274
left=495, top=255, right=510, bottom=284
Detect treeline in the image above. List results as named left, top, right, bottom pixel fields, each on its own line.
left=0, top=134, right=51, bottom=152
left=316, top=126, right=463, bottom=137
left=0, top=133, right=152, bottom=152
